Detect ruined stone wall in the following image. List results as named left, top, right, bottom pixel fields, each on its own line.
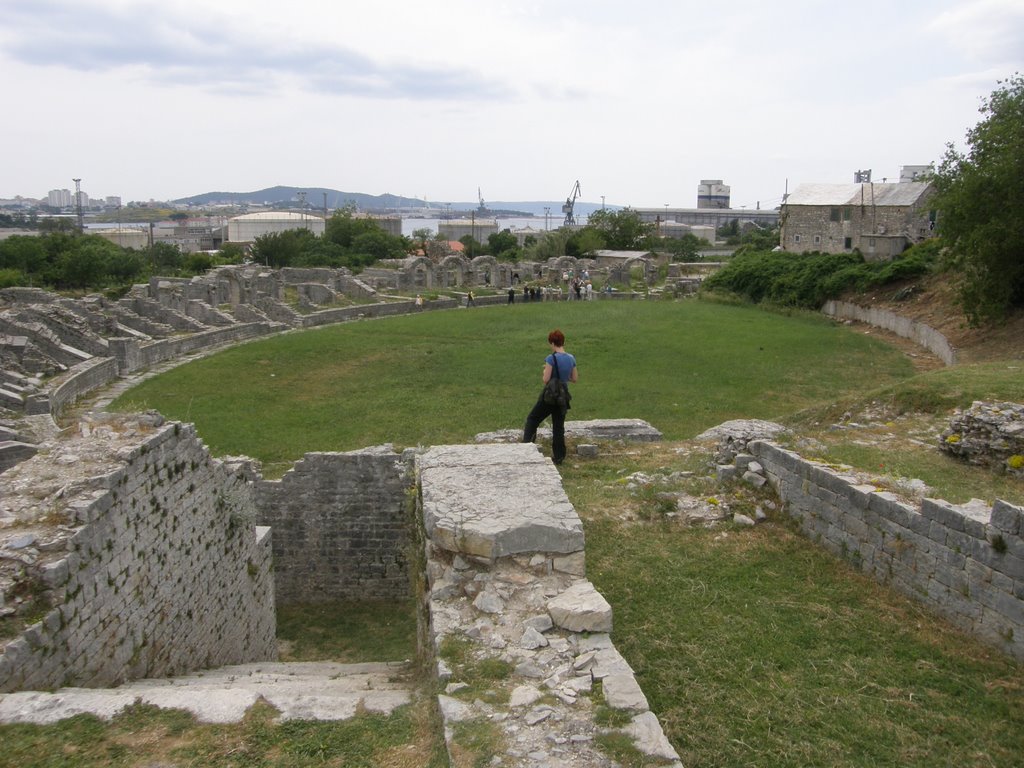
left=111, top=322, right=281, bottom=375
left=0, top=423, right=277, bottom=692
left=747, top=440, right=1024, bottom=659
left=255, top=448, right=414, bottom=604
left=822, top=300, right=956, bottom=365
left=25, top=356, right=120, bottom=416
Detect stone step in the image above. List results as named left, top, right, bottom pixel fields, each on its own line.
left=0, top=660, right=413, bottom=725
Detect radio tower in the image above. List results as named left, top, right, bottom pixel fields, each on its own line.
left=73, top=178, right=84, bottom=233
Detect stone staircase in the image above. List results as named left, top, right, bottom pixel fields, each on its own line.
left=0, top=661, right=413, bottom=725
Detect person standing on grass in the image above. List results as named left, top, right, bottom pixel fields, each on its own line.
left=522, top=329, right=578, bottom=466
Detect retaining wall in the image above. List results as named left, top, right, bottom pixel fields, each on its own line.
left=24, top=357, right=120, bottom=416
left=748, top=440, right=1024, bottom=659
left=113, top=322, right=281, bottom=374
left=255, top=448, right=415, bottom=604
left=822, top=299, right=957, bottom=365
left=0, top=423, right=277, bottom=692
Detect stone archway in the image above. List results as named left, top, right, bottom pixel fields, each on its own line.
left=470, top=255, right=500, bottom=287
left=439, top=255, right=469, bottom=288
left=622, top=257, right=655, bottom=285
left=406, top=257, right=435, bottom=290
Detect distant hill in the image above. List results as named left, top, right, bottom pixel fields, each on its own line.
left=173, top=186, right=426, bottom=211
left=173, top=186, right=613, bottom=218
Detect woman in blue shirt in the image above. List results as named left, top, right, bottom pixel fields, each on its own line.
left=522, top=329, right=578, bottom=465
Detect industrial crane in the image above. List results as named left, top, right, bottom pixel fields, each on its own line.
left=562, top=180, right=582, bottom=226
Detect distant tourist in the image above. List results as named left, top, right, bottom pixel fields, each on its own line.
left=415, top=294, right=424, bottom=309
left=467, top=291, right=475, bottom=307
left=522, top=329, right=578, bottom=466
left=508, top=287, right=515, bottom=304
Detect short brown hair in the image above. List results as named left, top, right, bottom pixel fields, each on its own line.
left=548, top=329, right=565, bottom=346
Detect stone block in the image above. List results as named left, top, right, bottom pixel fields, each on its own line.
left=991, top=500, right=1023, bottom=535
left=921, top=498, right=967, bottom=531
left=552, top=551, right=586, bottom=576
left=547, top=581, right=612, bottom=633
left=603, top=674, right=649, bottom=711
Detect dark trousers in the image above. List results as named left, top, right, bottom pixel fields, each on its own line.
left=522, top=397, right=567, bottom=464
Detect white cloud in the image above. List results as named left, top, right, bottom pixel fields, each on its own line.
left=1, top=0, right=1020, bottom=206
left=928, top=0, right=1024, bottom=63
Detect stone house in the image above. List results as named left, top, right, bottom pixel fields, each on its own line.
left=780, top=182, right=936, bottom=259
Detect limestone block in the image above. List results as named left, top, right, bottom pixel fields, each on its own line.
left=547, top=581, right=612, bottom=633
left=624, top=711, right=682, bottom=762
left=552, top=551, right=586, bottom=576
left=602, top=674, right=648, bottom=711
left=991, top=500, right=1023, bottom=535
left=419, top=444, right=585, bottom=559
left=742, top=470, right=767, bottom=488
left=716, top=465, right=738, bottom=482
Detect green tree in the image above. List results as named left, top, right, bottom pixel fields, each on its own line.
left=351, top=229, right=407, bottom=261
left=657, top=233, right=706, bottom=261
left=149, top=242, right=184, bottom=275
left=932, top=73, right=1024, bottom=324
left=0, top=235, right=47, bottom=274
left=54, top=237, right=120, bottom=289
left=459, top=234, right=483, bottom=257
left=323, top=206, right=381, bottom=248
left=183, top=252, right=215, bottom=275
left=250, top=229, right=317, bottom=268
left=488, top=229, right=519, bottom=260
left=412, top=227, right=433, bottom=254
left=217, top=242, right=247, bottom=264
left=585, top=209, right=653, bottom=249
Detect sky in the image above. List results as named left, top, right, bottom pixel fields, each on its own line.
left=1, top=0, right=1022, bottom=210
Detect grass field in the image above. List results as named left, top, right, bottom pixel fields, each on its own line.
left=78, top=297, right=1024, bottom=766
left=111, top=300, right=920, bottom=476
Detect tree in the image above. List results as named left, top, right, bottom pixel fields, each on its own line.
left=149, top=242, right=184, bottom=275
left=488, top=229, right=519, bottom=260
left=412, top=227, right=433, bottom=254
left=932, top=74, right=1024, bottom=324
left=250, top=229, right=316, bottom=268
left=584, top=209, right=653, bottom=250
left=566, top=228, right=604, bottom=257
left=323, top=206, right=380, bottom=248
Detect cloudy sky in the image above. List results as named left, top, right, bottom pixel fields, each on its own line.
left=2, top=0, right=1022, bottom=209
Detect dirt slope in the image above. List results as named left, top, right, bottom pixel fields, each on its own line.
left=844, top=273, right=1024, bottom=367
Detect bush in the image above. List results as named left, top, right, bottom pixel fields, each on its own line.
left=0, top=268, right=25, bottom=288
left=702, top=243, right=938, bottom=309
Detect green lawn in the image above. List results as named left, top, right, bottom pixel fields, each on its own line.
left=111, top=300, right=918, bottom=476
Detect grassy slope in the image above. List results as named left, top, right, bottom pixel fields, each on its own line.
left=111, top=300, right=918, bottom=475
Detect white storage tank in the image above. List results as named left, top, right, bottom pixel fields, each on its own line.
left=227, top=211, right=325, bottom=242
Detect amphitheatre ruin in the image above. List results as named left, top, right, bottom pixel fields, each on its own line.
left=1, top=260, right=1022, bottom=766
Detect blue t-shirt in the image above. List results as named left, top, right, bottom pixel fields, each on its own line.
left=546, top=352, right=576, bottom=384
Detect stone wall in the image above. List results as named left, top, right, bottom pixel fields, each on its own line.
left=255, top=447, right=414, bottom=604
left=24, top=356, right=120, bottom=416
left=417, top=444, right=681, bottom=765
left=822, top=299, right=956, bottom=365
left=0, top=422, right=277, bottom=692
left=111, top=322, right=281, bottom=375
left=940, top=401, right=1024, bottom=474
left=746, top=440, right=1024, bottom=659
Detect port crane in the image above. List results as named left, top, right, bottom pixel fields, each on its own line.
left=562, top=180, right=582, bottom=226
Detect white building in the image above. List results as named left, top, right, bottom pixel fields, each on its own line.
left=227, top=211, right=325, bottom=242
left=48, top=189, right=72, bottom=208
